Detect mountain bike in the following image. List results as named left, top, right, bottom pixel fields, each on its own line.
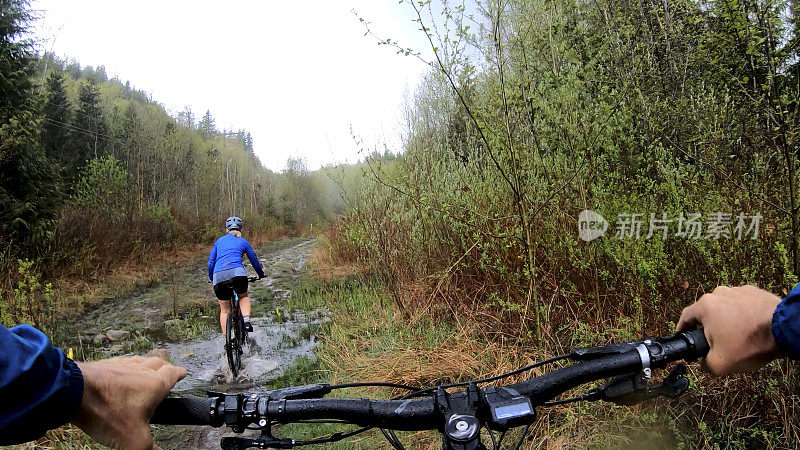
left=151, top=328, right=708, bottom=449
left=226, top=276, right=259, bottom=378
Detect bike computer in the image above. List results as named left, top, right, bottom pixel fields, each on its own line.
left=482, top=387, right=535, bottom=430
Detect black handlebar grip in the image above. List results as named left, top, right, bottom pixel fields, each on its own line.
left=151, top=397, right=215, bottom=425
left=682, top=328, right=710, bottom=359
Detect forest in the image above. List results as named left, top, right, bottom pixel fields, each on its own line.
left=0, top=0, right=372, bottom=331
left=2, top=0, right=800, bottom=447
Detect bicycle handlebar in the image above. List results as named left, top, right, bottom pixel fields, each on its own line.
left=151, top=329, right=708, bottom=447
left=151, top=396, right=216, bottom=425
left=518, top=328, right=708, bottom=402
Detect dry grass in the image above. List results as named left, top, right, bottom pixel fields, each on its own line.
left=306, top=245, right=362, bottom=284
left=11, top=425, right=92, bottom=450
left=51, top=242, right=209, bottom=316
left=303, top=229, right=800, bottom=449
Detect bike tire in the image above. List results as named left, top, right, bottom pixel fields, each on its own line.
left=226, top=313, right=240, bottom=377
left=235, top=314, right=246, bottom=358
left=239, top=316, right=248, bottom=353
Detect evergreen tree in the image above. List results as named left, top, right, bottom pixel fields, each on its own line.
left=65, top=60, right=81, bottom=79
left=245, top=132, right=254, bottom=154
left=68, top=77, right=107, bottom=173
left=116, top=101, right=140, bottom=165
left=41, top=70, right=72, bottom=164
left=0, top=0, right=60, bottom=248
left=95, top=65, right=108, bottom=82
left=198, top=109, right=216, bottom=140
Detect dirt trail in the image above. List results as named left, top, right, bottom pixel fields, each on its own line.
left=166, top=238, right=321, bottom=392
left=156, top=238, right=321, bottom=449
left=62, top=238, right=320, bottom=449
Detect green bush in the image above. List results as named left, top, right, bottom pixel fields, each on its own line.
left=71, top=154, right=130, bottom=214
left=1, top=259, right=56, bottom=333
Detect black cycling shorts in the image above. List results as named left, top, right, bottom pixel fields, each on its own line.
left=213, top=276, right=248, bottom=301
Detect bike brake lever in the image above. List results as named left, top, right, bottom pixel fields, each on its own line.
left=587, top=364, right=690, bottom=406
left=569, top=338, right=656, bottom=360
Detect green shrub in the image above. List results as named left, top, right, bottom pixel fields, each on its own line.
left=1, top=259, right=56, bottom=333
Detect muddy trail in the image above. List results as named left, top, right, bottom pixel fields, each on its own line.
left=61, top=237, right=322, bottom=449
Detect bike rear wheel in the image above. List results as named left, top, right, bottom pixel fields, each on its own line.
left=235, top=313, right=246, bottom=356
left=226, top=313, right=241, bottom=377
left=239, top=316, right=248, bottom=352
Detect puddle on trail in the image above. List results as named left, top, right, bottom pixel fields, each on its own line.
left=165, top=310, right=325, bottom=393
left=145, top=238, right=323, bottom=449
left=158, top=310, right=327, bottom=450
left=160, top=239, right=323, bottom=393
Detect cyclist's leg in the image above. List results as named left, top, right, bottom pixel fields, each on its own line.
left=232, top=276, right=252, bottom=325
left=218, top=300, right=231, bottom=333
left=239, top=295, right=252, bottom=332
left=213, top=281, right=234, bottom=333
left=239, top=294, right=251, bottom=317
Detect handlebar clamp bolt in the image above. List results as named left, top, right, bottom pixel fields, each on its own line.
left=445, top=414, right=480, bottom=443
left=258, top=419, right=267, bottom=427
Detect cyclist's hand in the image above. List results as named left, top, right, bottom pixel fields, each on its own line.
left=677, top=285, right=781, bottom=375
left=72, top=356, right=186, bottom=450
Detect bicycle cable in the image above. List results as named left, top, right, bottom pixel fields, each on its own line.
left=487, top=428, right=498, bottom=450
left=290, top=426, right=372, bottom=447
left=513, top=424, right=532, bottom=450
left=542, top=393, right=594, bottom=407
left=496, top=430, right=507, bottom=449
left=269, top=353, right=570, bottom=448
left=379, top=428, right=405, bottom=450
left=395, top=353, right=570, bottom=399
left=329, top=381, right=420, bottom=392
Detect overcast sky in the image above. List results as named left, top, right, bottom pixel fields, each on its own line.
left=31, top=1, right=431, bottom=171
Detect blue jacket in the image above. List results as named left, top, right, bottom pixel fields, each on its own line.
left=207, top=233, right=265, bottom=283
left=773, top=283, right=800, bottom=359
left=0, top=324, right=84, bottom=445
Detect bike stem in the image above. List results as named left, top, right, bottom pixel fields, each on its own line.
left=436, top=383, right=486, bottom=450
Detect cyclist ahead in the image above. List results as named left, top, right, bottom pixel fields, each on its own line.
left=208, top=216, right=265, bottom=333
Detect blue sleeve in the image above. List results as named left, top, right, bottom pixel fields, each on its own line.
left=244, top=240, right=265, bottom=278
left=773, top=283, right=800, bottom=359
left=0, top=324, right=84, bottom=445
left=208, top=241, right=218, bottom=281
